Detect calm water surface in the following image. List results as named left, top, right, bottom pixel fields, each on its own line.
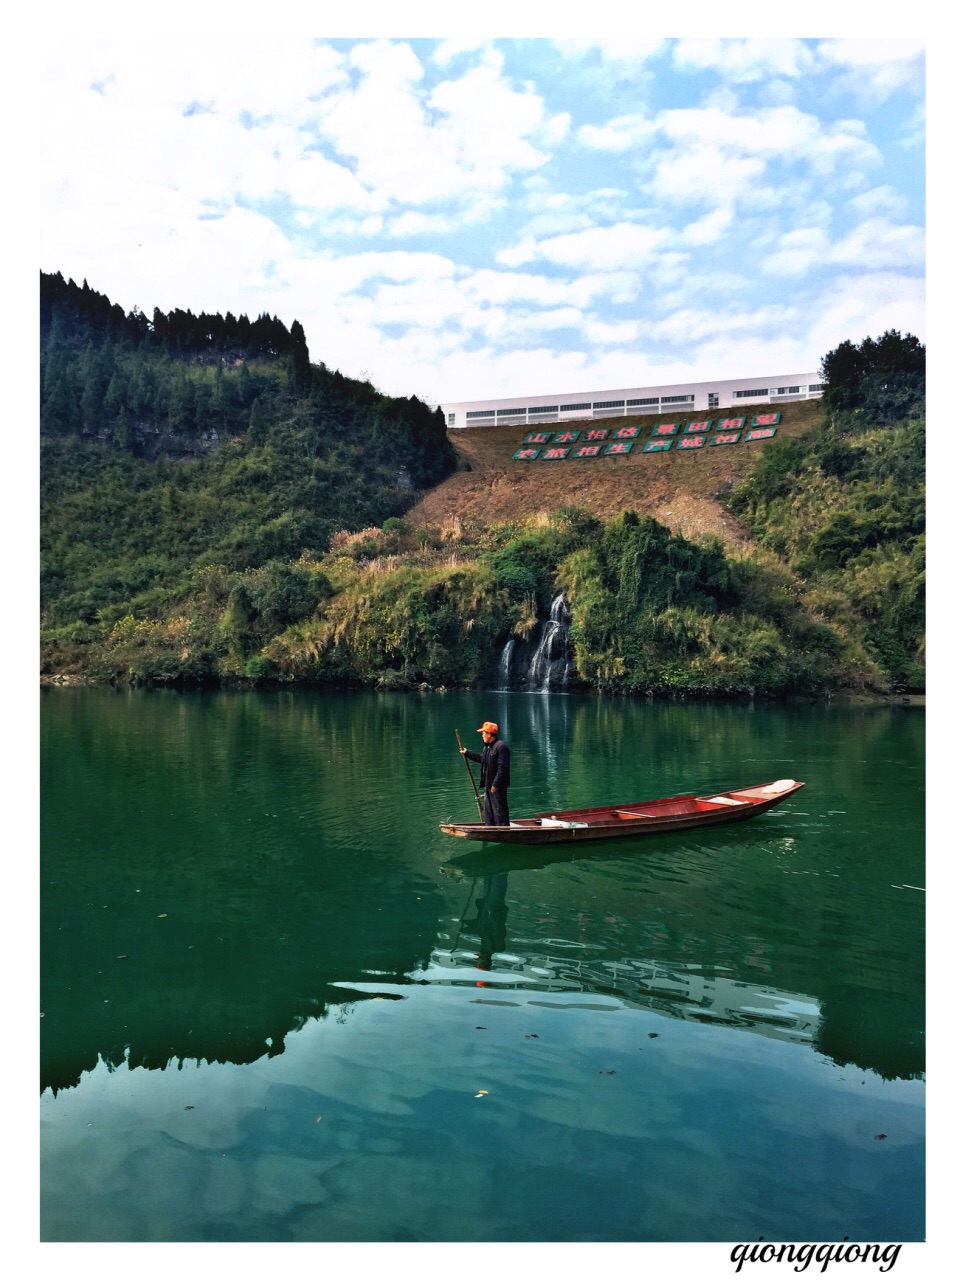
left=40, top=688, right=924, bottom=1242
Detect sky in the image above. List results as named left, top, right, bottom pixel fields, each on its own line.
left=34, top=31, right=925, bottom=408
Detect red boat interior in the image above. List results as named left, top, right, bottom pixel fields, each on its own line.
left=450, top=781, right=800, bottom=831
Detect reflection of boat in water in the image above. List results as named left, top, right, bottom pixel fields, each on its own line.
left=440, top=779, right=804, bottom=845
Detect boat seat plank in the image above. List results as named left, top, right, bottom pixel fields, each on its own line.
left=613, top=810, right=655, bottom=819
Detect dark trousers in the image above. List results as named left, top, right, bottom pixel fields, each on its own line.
left=484, top=788, right=509, bottom=826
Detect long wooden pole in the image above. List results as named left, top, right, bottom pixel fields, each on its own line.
left=456, top=728, right=484, bottom=819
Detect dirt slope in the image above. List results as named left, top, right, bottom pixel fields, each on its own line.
left=408, top=400, right=823, bottom=550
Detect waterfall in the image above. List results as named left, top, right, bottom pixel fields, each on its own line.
left=526, top=594, right=572, bottom=692
left=491, top=594, right=575, bottom=692
left=498, top=637, right=515, bottom=690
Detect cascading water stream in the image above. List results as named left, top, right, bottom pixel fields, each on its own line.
left=526, top=594, right=572, bottom=691
left=494, top=594, right=574, bottom=691
left=497, top=637, right=515, bottom=690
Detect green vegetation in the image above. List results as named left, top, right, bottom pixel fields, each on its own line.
left=40, top=271, right=455, bottom=653
left=729, top=330, right=925, bottom=690
left=40, top=279, right=924, bottom=697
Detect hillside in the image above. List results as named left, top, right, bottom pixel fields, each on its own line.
left=408, top=400, right=825, bottom=549
left=39, top=272, right=924, bottom=696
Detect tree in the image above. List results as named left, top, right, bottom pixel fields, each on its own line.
left=821, top=330, right=925, bottom=424
left=287, top=319, right=311, bottom=395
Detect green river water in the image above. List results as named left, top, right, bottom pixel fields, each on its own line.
left=40, top=687, right=924, bottom=1243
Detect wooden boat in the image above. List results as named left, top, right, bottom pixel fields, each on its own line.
left=440, top=779, right=804, bottom=845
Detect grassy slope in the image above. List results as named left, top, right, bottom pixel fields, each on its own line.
left=407, top=401, right=825, bottom=549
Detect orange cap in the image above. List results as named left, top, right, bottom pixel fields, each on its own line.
left=477, top=721, right=498, bottom=734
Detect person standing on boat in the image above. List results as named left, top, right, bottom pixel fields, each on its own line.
left=461, top=721, right=511, bottom=826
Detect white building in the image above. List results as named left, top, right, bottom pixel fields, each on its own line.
left=441, top=372, right=823, bottom=428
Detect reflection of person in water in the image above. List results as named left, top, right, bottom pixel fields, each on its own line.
left=461, top=720, right=510, bottom=826
left=474, top=874, right=508, bottom=970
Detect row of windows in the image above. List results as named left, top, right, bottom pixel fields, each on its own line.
left=450, top=384, right=823, bottom=426
left=734, top=384, right=823, bottom=398
left=467, top=393, right=695, bottom=417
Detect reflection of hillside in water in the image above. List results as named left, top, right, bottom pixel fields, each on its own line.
left=434, top=862, right=923, bottom=1083
left=426, top=945, right=820, bottom=1049
left=42, top=689, right=924, bottom=1097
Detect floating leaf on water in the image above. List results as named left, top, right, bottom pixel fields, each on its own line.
left=875, top=1133, right=887, bottom=1140
left=184, top=1105, right=194, bottom=1111
left=117, top=955, right=128, bottom=960
left=314, top=1115, right=323, bottom=1123
left=158, top=914, right=168, bottom=918
left=475, top=1090, right=488, bottom=1097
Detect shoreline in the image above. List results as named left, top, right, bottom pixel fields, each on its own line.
left=39, top=674, right=926, bottom=707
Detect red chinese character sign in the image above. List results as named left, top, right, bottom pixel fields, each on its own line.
left=523, top=431, right=552, bottom=445
left=552, top=430, right=580, bottom=444
left=750, top=413, right=781, bottom=427
left=717, top=417, right=746, bottom=431
left=604, top=441, right=634, bottom=456
left=744, top=427, right=777, bottom=442
left=613, top=426, right=641, bottom=440
left=709, top=432, right=741, bottom=446
left=643, top=440, right=672, bottom=453
left=650, top=422, right=679, bottom=438
left=542, top=446, right=570, bottom=460
left=684, top=419, right=713, bottom=434
left=585, top=428, right=610, bottom=441
left=676, top=435, right=706, bottom=450
left=512, top=447, right=541, bottom=461
left=572, top=444, right=602, bottom=459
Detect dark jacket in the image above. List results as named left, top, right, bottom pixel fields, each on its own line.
left=466, top=738, right=511, bottom=791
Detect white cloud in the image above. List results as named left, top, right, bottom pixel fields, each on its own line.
left=673, top=39, right=815, bottom=83
left=679, top=208, right=734, bottom=246
left=386, top=211, right=456, bottom=238
left=804, top=272, right=925, bottom=356
left=513, top=223, right=669, bottom=272
left=658, top=105, right=878, bottom=173
left=652, top=147, right=766, bottom=206
left=312, top=40, right=564, bottom=207
left=816, top=39, right=924, bottom=103
left=578, top=113, right=655, bottom=152
left=641, top=105, right=881, bottom=212
left=582, top=318, right=641, bottom=345
left=41, top=202, right=296, bottom=320
left=847, top=186, right=910, bottom=220
left=762, top=228, right=831, bottom=277
left=654, top=303, right=798, bottom=347
left=830, top=218, right=925, bottom=269
left=554, top=39, right=666, bottom=64
left=432, top=38, right=494, bottom=68
left=34, top=36, right=924, bottom=409
left=763, top=217, right=924, bottom=277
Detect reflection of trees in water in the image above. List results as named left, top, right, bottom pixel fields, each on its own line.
left=42, top=691, right=924, bottom=1094
left=444, top=860, right=924, bottom=1083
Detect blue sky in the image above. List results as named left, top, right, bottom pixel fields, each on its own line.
left=36, top=33, right=924, bottom=406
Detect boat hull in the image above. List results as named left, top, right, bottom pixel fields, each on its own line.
left=439, top=780, right=804, bottom=845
